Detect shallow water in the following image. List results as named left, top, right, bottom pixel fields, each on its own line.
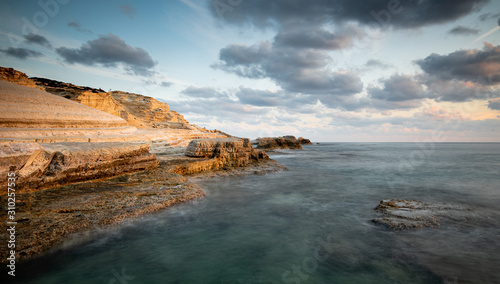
left=11, top=143, right=500, bottom=283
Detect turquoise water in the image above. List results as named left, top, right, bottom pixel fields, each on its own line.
left=10, top=143, right=500, bottom=283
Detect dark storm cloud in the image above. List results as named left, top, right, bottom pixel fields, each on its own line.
left=369, top=75, right=427, bottom=102
left=67, top=21, right=92, bottom=33
left=209, top=0, right=488, bottom=29
left=56, top=34, right=156, bottom=76
left=415, top=43, right=500, bottom=84
left=23, top=33, right=52, bottom=48
left=1, top=47, right=42, bottom=59
left=120, top=5, right=137, bottom=19
left=448, top=25, right=480, bottom=35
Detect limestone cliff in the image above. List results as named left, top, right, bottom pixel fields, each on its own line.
left=256, top=136, right=303, bottom=150
left=32, top=77, right=190, bottom=129
left=0, top=67, right=41, bottom=89
left=0, top=81, right=159, bottom=193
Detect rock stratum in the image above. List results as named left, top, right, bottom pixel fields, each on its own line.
left=256, top=135, right=303, bottom=150
left=33, top=76, right=189, bottom=129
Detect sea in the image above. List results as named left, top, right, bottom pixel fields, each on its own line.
left=11, top=143, right=500, bottom=283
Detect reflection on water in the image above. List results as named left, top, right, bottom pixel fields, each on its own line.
left=14, top=143, right=500, bottom=283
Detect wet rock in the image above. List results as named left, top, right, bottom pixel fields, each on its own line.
left=372, top=199, right=470, bottom=230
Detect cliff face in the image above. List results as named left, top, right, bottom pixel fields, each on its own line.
left=0, top=67, right=42, bottom=89
left=0, top=81, right=159, bottom=193
left=110, top=91, right=189, bottom=128
left=256, top=136, right=303, bottom=150
left=31, top=76, right=189, bottom=129
left=298, top=137, right=313, bottom=145
left=170, top=138, right=269, bottom=175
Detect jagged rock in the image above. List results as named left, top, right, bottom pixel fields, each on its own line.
left=256, top=136, right=303, bottom=150
left=170, top=138, right=269, bottom=175
left=372, top=199, right=470, bottom=230
left=298, top=137, right=313, bottom=145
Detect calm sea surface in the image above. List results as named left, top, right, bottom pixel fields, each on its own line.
left=12, top=143, right=500, bottom=283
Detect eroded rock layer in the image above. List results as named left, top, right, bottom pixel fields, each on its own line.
left=0, top=142, right=158, bottom=194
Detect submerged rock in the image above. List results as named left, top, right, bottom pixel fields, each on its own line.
left=256, top=136, right=303, bottom=150
left=372, top=199, right=470, bottom=230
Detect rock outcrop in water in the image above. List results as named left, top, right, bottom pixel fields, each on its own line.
left=372, top=199, right=471, bottom=230
left=298, top=137, right=313, bottom=145
left=256, top=136, right=303, bottom=150
left=169, top=138, right=271, bottom=175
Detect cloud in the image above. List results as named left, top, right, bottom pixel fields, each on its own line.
left=415, top=43, right=500, bottom=84
left=274, top=24, right=364, bottom=50
left=56, top=33, right=156, bottom=76
left=23, top=33, right=52, bottom=48
left=214, top=41, right=363, bottom=95
left=478, top=12, right=500, bottom=22
left=365, top=59, right=392, bottom=69
left=488, top=98, right=500, bottom=110
left=160, top=81, right=173, bottom=88
left=120, top=5, right=137, bottom=19
left=181, top=86, right=229, bottom=98
left=209, top=0, right=488, bottom=29
left=235, top=87, right=314, bottom=108
left=448, top=25, right=480, bottom=35
left=368, top=74, right=428, bottom=102
left=67, top=21, right=92, bottom=33
left=417, top=106, right=463, bottom=121
left=420, top=75, right=497, bottom=102
left=1, top=47, right=42, bottom=59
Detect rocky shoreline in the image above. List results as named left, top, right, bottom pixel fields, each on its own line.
left=0, top=67, right=296, bottom=264
left=0, top=142, right=286, bottom=263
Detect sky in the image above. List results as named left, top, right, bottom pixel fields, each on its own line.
left=1, top=0, right=500, bottom=142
